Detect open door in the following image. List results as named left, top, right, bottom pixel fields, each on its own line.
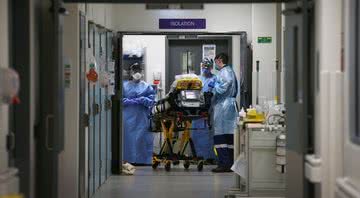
left=284, top=0, right=315, bottom=198
left=36, top=1, right=65, bottom=198
left=337, top=0, right=360, bottom=197
left=111, top=33, right=123, bottom=175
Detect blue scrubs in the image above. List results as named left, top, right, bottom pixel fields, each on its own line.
left=123, top=80, right=155, bottom=164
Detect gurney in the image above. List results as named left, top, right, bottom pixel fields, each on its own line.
left=149, top=74, right=213, bottom=171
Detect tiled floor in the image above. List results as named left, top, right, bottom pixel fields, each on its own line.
left=93, top=165, right=234, bottom=198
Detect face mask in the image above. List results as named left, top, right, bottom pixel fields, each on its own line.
left=132, top=72, right=142, bottom=81
left=215, top=64, right=221, bottom=71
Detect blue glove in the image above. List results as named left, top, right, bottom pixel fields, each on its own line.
left=123, top=98, right=141, bottom=105
left=208, top=79, right=216, bottom=88
left=127, top=94, right=139, bottom=99
left=139, top=96, right=154, bottom=108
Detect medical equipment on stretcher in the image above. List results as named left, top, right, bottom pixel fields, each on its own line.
left=149, top=75, right=213, bottom=171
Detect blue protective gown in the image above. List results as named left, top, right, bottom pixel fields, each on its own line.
left=122, top=80, right=155, bottom=164
left=212, top=65, right=238, bottom=168
left=212, top=65, right=238, bottom=135
left=191, top=74, right=216, bottom=160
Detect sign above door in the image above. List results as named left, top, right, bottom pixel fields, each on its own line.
left=159, top=19, right=206, bottom=29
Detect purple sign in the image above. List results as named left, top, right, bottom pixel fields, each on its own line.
left=159, top=19, right=206, bottom=29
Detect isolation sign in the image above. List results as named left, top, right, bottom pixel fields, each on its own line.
left=159, top=19, right=206, bottom=29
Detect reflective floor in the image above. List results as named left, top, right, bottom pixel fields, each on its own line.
left=93, top=165, right=234, bottom=198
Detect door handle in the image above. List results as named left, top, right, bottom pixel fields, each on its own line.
left=82, top=113, right=90, bottom=127
left=105, top=99, right=112, bottom=111
left=293, top=26, right=303, bottom=103
left=6, top=131, right=15, bottom=151
left=93, top=103, right=100, bottom=115
left=45, top=114, right=55, bottom=151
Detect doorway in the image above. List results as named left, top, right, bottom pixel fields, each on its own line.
left=113, top=31, right=248, bottom=170
left=166, top=36, right=232, bottom=92
left=100, top=32, right=244, bottom=197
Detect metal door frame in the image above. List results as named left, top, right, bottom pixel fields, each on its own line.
left=79, top=11, right=87, bottom=198
left=113, top=31, right=246, bottom=174
left=37, top=1, right=65, bottom=198
left=8, top=0, right=32, bottom=197
left=111, top=33, right=123, bottom=175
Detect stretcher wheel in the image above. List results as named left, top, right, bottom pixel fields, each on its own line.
left=197, top=161, right=204, bottom=171
left=152, top=161, right=160, bottom=170
left=173, top=160, right=180, bottom=166
left=165, top=161, right=171, bottom=172
left=184, top=161, right=190, bottom=170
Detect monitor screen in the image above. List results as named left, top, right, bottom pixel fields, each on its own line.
left=185, top=91, right=198, bottom=99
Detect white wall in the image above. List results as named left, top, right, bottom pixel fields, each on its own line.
left=112, top=4, right=253, bottom=41
left=0, top=0, right=9, bottom=173
left=251, top=3, right=280, bottom=105
left=59, top=4, right=81, bottom=198
left=313, top=0, right=343, bottom=197
left=81, top=4, right=115, bottom=29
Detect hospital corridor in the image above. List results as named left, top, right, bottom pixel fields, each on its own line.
left=0, top=0, right=359, bottom=198
left=93, top=166, right=233, bottom=198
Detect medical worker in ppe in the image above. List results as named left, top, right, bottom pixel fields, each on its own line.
left=191, top=58, right=217, bottom=162
left=123, top=63, right=156, bottom=165
left=208, top=53, right=238, bottom=173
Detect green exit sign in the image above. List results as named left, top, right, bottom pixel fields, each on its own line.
left=257, top=37, right=272, bottom=43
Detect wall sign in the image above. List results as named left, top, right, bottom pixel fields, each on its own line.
left=202, top=44, right=216, bottom=61
left=159, top=19, right=206, bottom=29
left=257, top=37, right=272, bottom=43
left=64, top=62, right=72, bottom=88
